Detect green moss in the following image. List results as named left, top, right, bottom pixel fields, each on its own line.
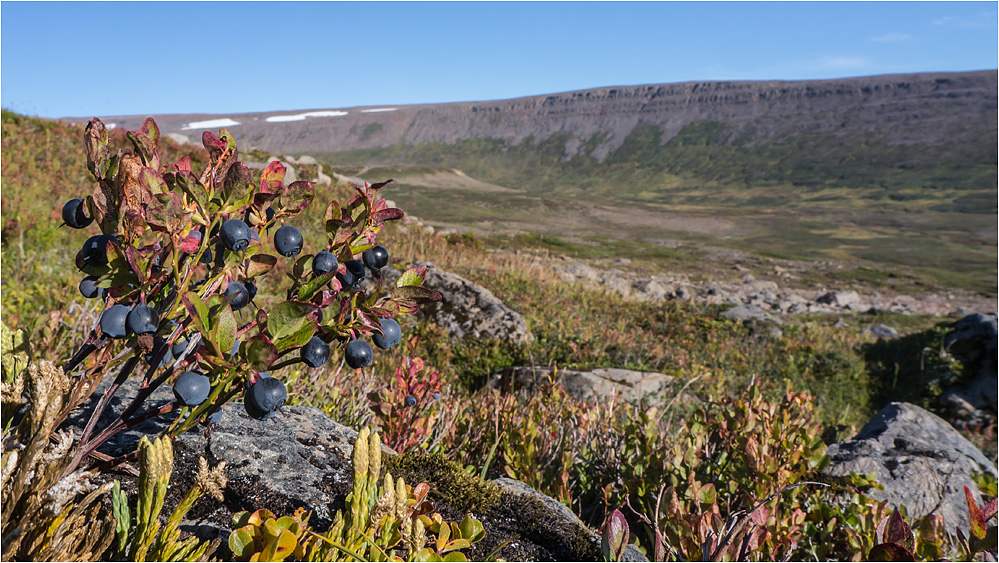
left=386, top=453, right=502, bottom=513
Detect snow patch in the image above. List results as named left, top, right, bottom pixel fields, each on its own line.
left=265, top=111, right=348, bottom=123
left=361, top=108, right=397, bottom=113
left=106, top=123, right=117, bottom=129
left=181, top=118, right=241, bottom=130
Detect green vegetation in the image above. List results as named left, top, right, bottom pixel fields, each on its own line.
left=2, top=111, right=995, bottom=561
left=309, top=120, right=996, bottom=294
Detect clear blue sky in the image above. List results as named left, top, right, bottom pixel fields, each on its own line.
left=2, top=1, right=996, bottom=118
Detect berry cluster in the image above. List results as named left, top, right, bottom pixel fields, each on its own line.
left=60, top=117, right=441, bottom=474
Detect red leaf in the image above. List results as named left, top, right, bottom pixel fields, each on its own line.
left=868, top=543, right=915, bottom=562
left=260, top=160, right=286, bottom=193
left=180, top=235, right=201, bottom=254
left=370, top=207, right=405, bottom=226
left=965, top=485, right=988, bottom=540
left=172, top=156, right=192, bottom=172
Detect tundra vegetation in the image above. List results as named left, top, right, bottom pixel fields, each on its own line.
left=1, top=110, right=995, bottom=561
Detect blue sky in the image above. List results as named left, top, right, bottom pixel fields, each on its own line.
left=2, top=1, right=996, bottom=118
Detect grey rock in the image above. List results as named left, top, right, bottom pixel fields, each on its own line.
left=601, top=276, right=632, bottom=297
left=492, top=366, right=677, bottom=406
left=721, top=304, right=775, bottom=324
left=818, top=290, right=860, bottom=307
left=943, top=313, right=998, bottom=411
left=166, top=133, right=190, bottom=145
left=823, top=402, right=997, bottom=533
left=633, top=278, right=670, bottom=301
left=865, top=324, right=899, bottom=339
left=492, top=478, right=648, bottom=562
left=417, top=263, right=533, bottom=344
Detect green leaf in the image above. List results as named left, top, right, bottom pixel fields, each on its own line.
left=272, top=317, right=317, bottom=352
left=247, top=254, right=279, bottom=278
left=296, top=269, right=338, bottom=302
left=457, top=514, right=485, bottom=542
left=228, top=526, right=259, bottom=559
left=166, top=169, right=208, bottom=210
left=213, top=304, right=238, bottom=356
left=397, top=266, right=428, bottom=287
left=441, top=553, right=467, bottom=562
left=181, top=292, right=210, bottom=338
left=246, top=335, right=279, bottom=370
left=267, top=301, right=318, bottom=342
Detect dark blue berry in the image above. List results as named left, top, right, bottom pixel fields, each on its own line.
left=79, top=276, right=101, bottom=299
left=246, top=281, right=258, bottom=302
left=372, top=318, right=401, bottom=349
left=225, top=281, right=250, bottom=310
left=81, top=234, right=118, bottom=268
left=246, top=377, right=287, bottom=420
left=432, top=391, right=441, bottom=401
left=221, top=219, right=251, bottom=252
left=173, top=371, right=211, bottom=407
left=274, top=225, right=303, bottom=257
left=172, top=336, right=192, bottom=358
left=312, top=250, right=338, bottom=276
left=100, top=304, right=130, bottom=339
left=126, top=304, right=159, bottom=335
left=362, top=245, right=389, bottom=271
left=301, top=336, right=330, bottom=368
left=62, top=198, right=93, bottom=229
left=344, top=339, right=373, bottom=369
left=404, top=395, right=417, bottom=408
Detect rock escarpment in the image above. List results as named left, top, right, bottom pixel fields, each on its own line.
left=88, top=71, right=996, bottom=159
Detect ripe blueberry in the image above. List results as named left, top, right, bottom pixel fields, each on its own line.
left=126, top=304, right=159, bottom=335
left=172, top=336, right=192, bottom=359
left=301, top=336, right=330, bottom=368
left=372, top=318, right=401, bottom=350
left=100, top=304, right=131, bottom=339
left=274, top=225, right=303, bottom=257
left=62, top=198, right=93, bottom=229
left=225, top=281, right=250, bottom=310
left=81, top=234, right=118, bottom=268
left=145, top=337, right=172, bottom=368
left=246, top=280, right=258, bottom=302
left=312, top=250, right=338, bottom=276
left=199, top=246, right=213, bottom=264
left=337, top=260, right=365, bottom=289
left=344, top=339, right=373, bottom=369
left=432, top=391, right=441, bottom=401
left=79, top=276, right=101, bottom=299
left=404, top=395, right=417, bottom=408
left=173, top=371, right=211, bottom=407
left=362, top=245, right=389, bottom=271
left=221, top=219, right=251, bottom=252
left=245, top=377, right=287, bottom=420
left=265, top=207, right=275, bottom=222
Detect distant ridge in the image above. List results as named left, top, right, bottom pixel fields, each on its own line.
left=79, top=70, right=997, bottom=159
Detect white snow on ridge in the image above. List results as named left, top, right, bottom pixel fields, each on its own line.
left=106, top=123, right=117, bottom=129
left=182, top=118, right=241, bottom=130
left=361, top=108, right=397, bottom=113
left=266, top=111, right=348, bottom=123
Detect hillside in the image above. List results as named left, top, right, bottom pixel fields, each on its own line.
left=76, top=72, right=999, bottom=295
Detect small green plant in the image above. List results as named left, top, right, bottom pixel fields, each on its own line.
left=110, top=435, right=224, bottom=562
left=229, top=427, right=486, bottom=562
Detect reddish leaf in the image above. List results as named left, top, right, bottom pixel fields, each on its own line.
left=223, top=161, right=254, bottom=207
left=84, top=118, right=112, bottom=180
left=127, top=117, right=160, bottom=169
left=246, top=254, right=278, bottom=278
left=172, top=155, right=192, bottom=172
left=246, top=334, right=279, bottom=371
left=391, top=286, right=443, bottom=304
left=602, top=509, right=629, bottom=562
left=965, top=485, right=988, bottom=540
left=370, top=207, right=404, bottom=226
left=869, top=543, right=915, bottom=561
left=982, top=497, right=998, bottom=522
left=368, top=179, right=393, bottom=191
left=124, top=245, right=147, bottom=283
left=260, top=160, right=286, bottom=193
left=180, top=235, right=201, bottom=254
left=275, top=180, right=314, bottom=217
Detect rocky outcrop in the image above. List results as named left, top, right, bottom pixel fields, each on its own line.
left=493, top=478, right=647, bottom=562
left=93, top=71, right=996, bottom=160
left=941, top=313, right=998, bottom=413
left=415, top=262, right=533, bottom=344
left=490, top=365, right=678, bottom=406
left=822, top=402, right=997, bottom=533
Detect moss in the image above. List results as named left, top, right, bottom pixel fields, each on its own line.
left=386, top=452, right=502, bottom=513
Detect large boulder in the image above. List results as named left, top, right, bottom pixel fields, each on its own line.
left=491, top=366, right=677, bottom=406
left=822, top=402, right=997, bottom=533
left=941, top=312, right=998, bottom=412
left=416, top=262, right=533, bottom=344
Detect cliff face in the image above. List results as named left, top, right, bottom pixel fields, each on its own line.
left=87, top=71, right=997, bottom=160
